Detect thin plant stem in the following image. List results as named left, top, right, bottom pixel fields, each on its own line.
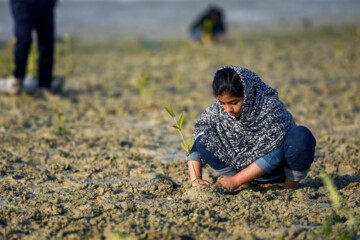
left=170, top=115, right=199, bottom=183
left=165, top=106, right=200, bottom=184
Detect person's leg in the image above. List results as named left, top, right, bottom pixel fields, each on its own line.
left=10, top=0, right=33, bottom=82
left=283, top=126, right=316, bottom=189
left=33, top=5, right=55, bottom=89
left=190, top=29, right=202, bottom=43
left=194, top=136, right=254, bottom=190
left=252, top=145, right=286, bottom=185
left=195, top=136, right=238, bottom=176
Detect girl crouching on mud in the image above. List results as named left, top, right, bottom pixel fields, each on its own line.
left=187, top=66, right=316, bottom=191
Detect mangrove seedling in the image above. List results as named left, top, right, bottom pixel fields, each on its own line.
left=27, top=42, right=38, bottom=79
left=54, top=102, right=66, bottom=137
left=334, top=40, right=343, bottom=60
left=138, top=71, right=156, bottom=105
left=55, top=34, right=74, bottom=75
left=312, top=171, right=358, bottom=240
left=165, top=106, right=199, bottom=184
left=0, top=38, right=15, bottom=77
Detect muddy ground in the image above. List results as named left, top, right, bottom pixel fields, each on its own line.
left=0, top=27, right=359, bottom=239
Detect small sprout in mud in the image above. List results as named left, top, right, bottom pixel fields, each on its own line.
left=0, top=38, right=15, bottom=77
left=334, top=40, right=343, bottom=60
left=174, top=63, right=183, bottom=86
left=312, top=171, right=358, bottom=240
left=0, top=35, right=73, bottom=78
left=320, top=171, right=341, bottom=211
left=138, top=71, right=156, bottom=105
left=320, top=171, right=356, bottom=225
left=27, top=42, right=38, bottom=78
left=54, top=102, right=66, bottom=137
left=173, top=45, right=186, bottom=85
left=55, top=34, right=74, bottom=75
left=165, top=106, right=199, bottom=184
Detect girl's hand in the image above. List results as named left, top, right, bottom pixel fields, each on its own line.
left=217, top=163, right=264, bottom=191
left=217, top=176, right=252, bottom=192
left=217, top=176, right=240, bottom=190
left=191, top=178, right=210, bottom=187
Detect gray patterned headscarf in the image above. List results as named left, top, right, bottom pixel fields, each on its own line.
left=192, top=66, right=296, bottom=170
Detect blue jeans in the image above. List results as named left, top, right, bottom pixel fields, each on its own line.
left=190, top=29, right=202, bottom=42
left=11, top=0, right=55, bottom=88
left=188, top=126, right=316, bottom=182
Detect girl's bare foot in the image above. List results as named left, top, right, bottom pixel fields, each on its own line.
left=284, top=178, right=299, bottom=190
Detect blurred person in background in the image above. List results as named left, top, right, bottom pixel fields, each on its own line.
left=0, top=0, right=63, bottom=95
left=189, top=5, right=226, bottom=45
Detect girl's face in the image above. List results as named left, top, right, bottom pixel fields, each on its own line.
left=218, top=93, right=244, bottom=118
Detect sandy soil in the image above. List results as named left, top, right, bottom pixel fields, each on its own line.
left=0, top=27, right=359, bottom=239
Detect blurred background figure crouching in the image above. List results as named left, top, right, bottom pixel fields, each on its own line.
left=189, top=5, right=226, bottom=46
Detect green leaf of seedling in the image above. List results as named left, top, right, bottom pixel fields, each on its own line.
left=178, top=112, right=185, bottom=130
left=164, top=106, right=175, bottom=118
left=320, top=171, right=341, bottom=211
left=188, top=136, right=194, bottom=151
left=165, top=107, right=173, bottom=117
left=172, top=125, right=179, bottom=129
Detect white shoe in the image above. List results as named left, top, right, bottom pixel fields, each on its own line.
left=0, top=76, right=23, bottom=95
left=23, top=76, right=38, bottom=94
left=23, top=76, right=65, bottom=94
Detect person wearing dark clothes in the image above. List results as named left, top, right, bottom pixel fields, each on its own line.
left=189, top=5, right=226, bottom=45
left=0, top=0, right=62, bottom=95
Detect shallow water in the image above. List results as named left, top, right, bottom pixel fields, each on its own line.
left=1, top=0, right=360, bottom=41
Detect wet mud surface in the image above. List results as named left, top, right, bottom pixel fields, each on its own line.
left=0, top=28, right=359, bottom=239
